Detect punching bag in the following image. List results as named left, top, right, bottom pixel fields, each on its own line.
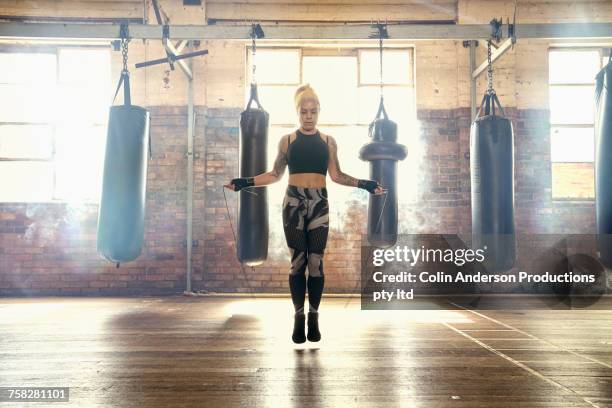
left=97, top=70, right=150, bottom=264
left=595, top=57, right=612, bottom=268
left=237, top=84, right=269, bottom=265
left=470, top=91, right=516, bottom=272
left=359, top=98, right=407, bottom=247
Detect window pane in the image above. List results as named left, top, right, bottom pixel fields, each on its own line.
left=549, top=50, right=600, bottom=84
left=0, top=83, right=57, bottom=123
left=54, top=124, right=106, bottom=201
left=360, top=49, right=411, bottom=85
left=551, top=127, right=594, bottom=162
left=549, top=85, right=595, bottom=125
left=0, top=53, right=56, bottom=84
left=59, top=48, right=111, bottom=86
left=249, top=49, right=300, bottom=85
left=57, top=84, right=110, bottom=125
left=0, top=125, right=54, bottom=159
left=357, top=87, right=415, bottom=128
left=303, top=56, right=358, bottom=124
left=552, top=162, right=594, bottom=199
left=0, top=161, right=54, bottom=202
left=257, top=86, right=297, bottom=125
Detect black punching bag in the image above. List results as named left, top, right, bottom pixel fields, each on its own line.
left=470, top=91, right=515, bottom=272
left=359, top=98, right=407, bottom=248
left=237, top=84, right=269, bottom=265
left=595, top=57, right=612, bottom=268
left=97, top=71, right=150, bottom=264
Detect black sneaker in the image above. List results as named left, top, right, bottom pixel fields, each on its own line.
left=307, top=312, right=321, bottom=342
left=292, top=313, right=306, bottom=344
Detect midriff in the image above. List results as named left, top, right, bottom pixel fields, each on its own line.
left=288, top=173, right=326, bottom=188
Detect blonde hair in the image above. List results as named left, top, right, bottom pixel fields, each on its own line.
left=294, top=83, right=320, bottom=112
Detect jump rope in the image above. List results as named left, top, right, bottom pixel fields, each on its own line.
left=222, top=182, right=391, bottom=308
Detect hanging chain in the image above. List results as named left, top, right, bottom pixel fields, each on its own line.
left=120, top=23, right=130, bottom=74
left=251, top=24, right=257, bottom=84
left=378, top=24, right=384, bottom=99
left=487, top=39, right=494, bottom=95
left=378, top=33, right=383, bottom=98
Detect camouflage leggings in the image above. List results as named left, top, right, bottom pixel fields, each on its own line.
left=282, top=185, right=329, bottom=278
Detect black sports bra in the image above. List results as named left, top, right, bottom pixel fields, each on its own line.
left=287, top=130, right=329, bottom=175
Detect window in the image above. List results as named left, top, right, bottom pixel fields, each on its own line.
left=0, top=47, right=111, bottom=203
left=245, top=46, right=416, bottom=238
left=549, top=49, right=603, bottom=199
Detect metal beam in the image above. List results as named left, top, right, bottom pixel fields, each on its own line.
left=185, top=40, right=194, bottom=294
left=2, top=22, right=612, bottom=41
left=468, top=40, right=477, bottom=121
left=175, top=39, right=187, bottom=54
left=149, top=0, right=193, bottom=78
left=163, top=41, right=193, bottom=79
left=472, top=38, right=513, bottom=80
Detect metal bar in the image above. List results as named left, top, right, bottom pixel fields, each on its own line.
left=469, top=40, right=477, bottom=121
left=150, top=0, right=183, bottom=74
left=472, top=38, right=512, bottom=79
left=163, top=41, right=193, bottom=79
left=135, top=49, right=207, bottom=72
left=0, top=16, right=143, bottom=24
left=175, top=39, right=187, bottom=54
left=3, top=22, right=612, bottom=41
left=151, top=0, right=163, bottom=26
left=186, top=40, right=194, bottom=294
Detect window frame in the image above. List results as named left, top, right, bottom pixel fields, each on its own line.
left=548, top=47, right=604, bottom=202
left=0, top=44, right=110, bottom=203
left=245, top=45, right=415, bottom=127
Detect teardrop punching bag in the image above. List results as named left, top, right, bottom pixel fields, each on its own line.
left=97, top=70, right=151, bottom=264
left=359, top=98, right=408, bottom=247
left=595, top=57, right=612, bottom=268
left=237, top=84, right=269, bottom=265
left=470, top=91, right=516, bottom=272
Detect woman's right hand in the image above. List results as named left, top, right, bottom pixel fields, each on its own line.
left=224, top=177, right=254, bottom=192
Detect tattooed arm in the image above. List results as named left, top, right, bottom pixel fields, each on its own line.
left=225, top=134, right=289, bottom=191
left=327, top=135, right=384, bottom=194
left=327, top=135, right=359, bottom=186
left=254, top=134, right=289, bottom=186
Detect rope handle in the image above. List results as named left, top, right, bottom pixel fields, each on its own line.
left=246, top=83, right=264, bottom=110
left=367, top=96, right=390, bottom=139
left=374, top=96, right=389, bottom=121
left=112, top=71, right=131, bottom=106
left=476, top=91, right=505, bottom=118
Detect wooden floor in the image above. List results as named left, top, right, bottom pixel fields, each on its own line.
left=1, top=295, right=611, bottom=407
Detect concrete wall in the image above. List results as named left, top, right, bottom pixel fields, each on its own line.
left=0, top=0, right=611, bottom=295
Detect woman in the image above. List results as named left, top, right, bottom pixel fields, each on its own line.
left=225, top=84, right=384, bottom=344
